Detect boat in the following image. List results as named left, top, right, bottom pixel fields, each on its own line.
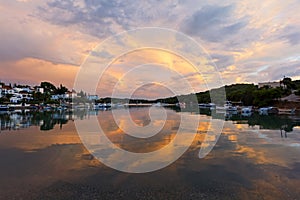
left=216, top=101, right=237, bottom=112
left=111, top=103, right=125, bottom=109
left=259, top=107, right=279, bottom=115
left=241, top=107, right=252, bottom=117
left=153, top=102, right=162, bottom=107
left=176, top=102, right=186, bottom=108
left=224, top=110, right=238, bottom=119
left=278, top=108, right=296, bottom=115
left=94, top=103, right=111, bottom=110
left=0, top=105, right=9, bottom=112
left=199, top=103, right=216, bottom=110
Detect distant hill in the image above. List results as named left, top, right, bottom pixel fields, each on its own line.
left=161, top=78, right=300, bottom=107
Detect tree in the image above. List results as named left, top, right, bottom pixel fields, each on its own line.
left=253, top=88, right=282, bottom=107
left=41, top=82, right=57, bottom=94
left=56, top=84, right=68, bottom=95
left=282, top=77, right=296, bottom=90
left=78, top=90, right=86, bottom=98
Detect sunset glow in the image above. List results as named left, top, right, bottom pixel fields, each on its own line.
left=1, top=0, right=300, bottom=97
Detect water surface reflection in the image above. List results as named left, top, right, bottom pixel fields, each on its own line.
left=0, top=108, right=300, bottom=199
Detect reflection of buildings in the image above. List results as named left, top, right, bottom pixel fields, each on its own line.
left=0, top=110, right=99, bottom=132
left=2, top=108, right=300, bottom=138
left=0, top=113, right=31, bottom=130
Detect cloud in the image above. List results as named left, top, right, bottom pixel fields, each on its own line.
left=1, top=0, right=300, bottom=98
left=0, top=58, right=78, bottom=88
left=37, top=0, right=180, bottom=38
left=211, top=54, right=234, bottom=69
left=181, top=4, right=248, bottom=42
left=0, top=0, right=97, bottom=65
left=280, top=26, right=300, bottom=45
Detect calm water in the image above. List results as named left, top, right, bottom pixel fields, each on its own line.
left=1, top=108, right=300, bottom=199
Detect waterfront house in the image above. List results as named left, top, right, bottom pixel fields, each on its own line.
left=258, top=81, right=281, bottom=89
left=34, top=86, right=44, bottom=94
left=65, top=90, right=78, bottom=99
left=1, top=85, right=14, bottom=95
left=87, top=95, right=99, bottom=101
left=51, top=90, right=78, bottom=100
left=10, top=92, right=33, bottom=103
left=13, top=87, right=33, bottom=94
left=51, top=94, right=63, bottom=100
left=10, top=95, right=23, bottom=103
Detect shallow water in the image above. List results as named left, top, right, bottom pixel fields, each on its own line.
left=0, top=108, right=300, bottom=199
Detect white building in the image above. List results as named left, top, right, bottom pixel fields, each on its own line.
left=10, top=93, right=33, bottom=103
left=258, top=81, right=281, bottom=89
left=34, top=86, right=45, bottom=94
left=51, top=91, right=78, bottom=100
left=87, top=95, right=99, bottom=101
left=65, top=91, right=78, bottom=99
left=51, top=94, right=64, bottom=100
left=13, top=87, right=33, bottom=93
left=1, top=85, right=14, bottom=95
left=10, top=94, right=23, bottom=103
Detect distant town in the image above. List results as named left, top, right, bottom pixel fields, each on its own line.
left=0, top=81, right=99, bottom=104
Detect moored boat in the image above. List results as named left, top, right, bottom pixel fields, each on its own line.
left=259, top=107, right=279, bottom=115
left=199, top=103, right=216, bottom=110
left=278, top=108, right=296, bottom=115
left=0, top=105, right=9, bottom=112
left=94, top=103, right=111, bottom=110
left=241, top=107, right=252, bottom=117
left=216, top=101, right=237, bottom=111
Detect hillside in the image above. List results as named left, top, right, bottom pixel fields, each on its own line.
left=162, top=78, right=300, bottom=107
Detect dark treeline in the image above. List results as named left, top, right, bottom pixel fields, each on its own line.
left=161, top=77, right=300, bottom=107
left=97, top=77, right=300, bottom=107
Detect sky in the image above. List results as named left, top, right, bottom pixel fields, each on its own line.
left=1, top=0, right=300, bottom=98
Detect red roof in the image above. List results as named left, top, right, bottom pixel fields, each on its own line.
left=1, top=85, right=12, bottom=90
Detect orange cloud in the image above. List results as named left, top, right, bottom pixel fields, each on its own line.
left=95, top=49, right=208, bottom=98
left=0, top=58, right=78, bottom=89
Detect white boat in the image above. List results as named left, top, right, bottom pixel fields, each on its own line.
left=259, top=107, right=279, bottom=115
left=176, top=102, right=186, bottom=108
left=225, top=110, right=238, bottom=119
left=241, top=107, right=252, bottom=117
left=0, top=105, right=9, bottom=111
left=153, top=102, right=163, bottom=107
left=94, top=103, right=111, bottom=109
left=111, top=103, right=125, bottom=109
left=216, top=101, right=237, bottom=111
left=199, top=103, right=216, bottom=110
left=278, top=108, right=296, bottom=115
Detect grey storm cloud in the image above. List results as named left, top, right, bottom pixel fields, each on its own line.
left=181, top=4, right=248, bottom=42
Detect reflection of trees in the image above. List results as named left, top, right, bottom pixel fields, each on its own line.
left=31, top=112, right=68, bottom=131
left=0, top=113, right=11, bottom=131
left=0, top=110, right=93, bottom=132
left=0, top=111, right=73, bottom=131
left=170, top=106, right=300, bottom=134
left=247, top=114, right=296, bottom=132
